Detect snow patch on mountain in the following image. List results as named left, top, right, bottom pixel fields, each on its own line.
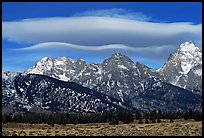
left=118, top=65, right=128, bottom=70
left=181, top=61, right=192, bottom=75
left=23, top=41, right=202, bottom=103
left=59, top=73, right=70, bottom=81
left=179, top=41, right=199, bottom=52
left=194, top=69, right=202, bottom=76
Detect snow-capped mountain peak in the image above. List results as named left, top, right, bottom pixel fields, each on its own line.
left=77, top=58, right=85, bottom=62
left=40, top=56, right=52, bottom=62
left=3, top=44, right=202, bottom=113
left=178, top=41, right=199, bottom=52
left=109, top=53, right=134, bottom=63
left=111, top=52, right=124, bottom=58
left=110, top=53, right=133, bottom=61
left=24, top=40, right=202, bottom=98
left=159, top=41, right=202, bottom=94
left=57, top=56, right=68, bottom=61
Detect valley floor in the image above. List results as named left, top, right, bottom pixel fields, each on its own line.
left=2, top=119, right=202, bottom=136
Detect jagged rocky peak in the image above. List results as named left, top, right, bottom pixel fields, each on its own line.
left=158, top=41, right=202, bottom=93
left=56, top=56, right=68, bottom=61
left=23, top=47, right=201, bottom=96
left=56, top=57, right=79, bottom=65
left=25, top=56, right=54, bottom=75
left=77, top=58, right=85, bottom=61
left=2, top=47, right=202, bottom=112
left=102, top=52, right=135, bottom=67
left=36, top=56, right=53, bottom=66
left=111, top=52, right=124, bottom=58
left=178, top=41, right=199, bottom=52
left=160, top=41, right=202, bottom=72
left=40, top=56, right=52, bottom=62
left=76, top=58, right=86, bottom=64
left=111, top=52, right=132, bottom=60
left=136, top=61, right=150, bottom=69
left=39, top=56, right=85, bottom=64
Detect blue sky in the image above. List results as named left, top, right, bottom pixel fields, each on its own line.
left=2, top=2, right=202, bottom=72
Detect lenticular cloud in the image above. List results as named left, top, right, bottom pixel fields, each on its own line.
left=2, top=16, right=201, bottom=48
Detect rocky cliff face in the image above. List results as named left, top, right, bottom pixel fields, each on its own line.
left=158, top=41, right=202, bottom=94
left=2, top=73, right=136, bottom=114
left=2, top=41, right=202, bottom=113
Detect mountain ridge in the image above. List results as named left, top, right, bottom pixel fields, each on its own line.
left=2, top=41, right=202, bottom=113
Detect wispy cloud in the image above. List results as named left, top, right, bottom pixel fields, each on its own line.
left=11, top=42, right=175, bottom=60
left=12, top=42, right=136, bottom=51
left=74, top=8, right=152, bottom=21
left=13, top=42, right=170, bottom=52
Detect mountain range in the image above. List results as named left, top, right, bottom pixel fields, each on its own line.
left=2, top=41, right=202, bottom=114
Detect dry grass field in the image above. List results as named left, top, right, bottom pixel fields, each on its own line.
left=2, top=119, right=202, bottom=136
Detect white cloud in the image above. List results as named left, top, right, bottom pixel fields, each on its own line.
left=74, top=8, right=152, bottom=21
left=11, top=42, right=175, bottom=60
left=2, top=16, right=201, bottom=47
left=13, top=42, right=169, bottom=52
left=2, top=14, right=202, bottom=67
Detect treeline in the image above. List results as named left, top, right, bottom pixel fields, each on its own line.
left=2, top=109, right=202, bottom=125
left=139, top=109, right=202, bottom=124
left=2, top=111, right=133, bottom=125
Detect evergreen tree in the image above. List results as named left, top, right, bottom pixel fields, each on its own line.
left=151, top=118, right=156, bottom=123
left=188, top=108, right=193, bottom=119
left=176, top=111, right=182, bottom=119
left=2, top=113, right=12, bottom=124
left=192, top=110, right=202, bottom=121
left=158, top=109, right=162, bottom=118
left=157, top=118, right=161, bottom=123
left=109, top=117, right=119, bottom=125
left=138, top=113, right=143, bottom=124
left=134, top=111, right=140, bottom=120
left=184, top=111, right=189, bottom=120
left=170, top=118, right=173, bottom=122
left=145, top=118, right=149, bottom=124
left=138, top=118, right=143, bottom=124
left=150, top=110, right=157, bottom=121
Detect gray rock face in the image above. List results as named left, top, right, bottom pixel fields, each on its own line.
left=2, top=73, right=136, bottom=114
left=25, top=53, right=150, bottom=103
left=158, top=41, right=202, bottom=94
left=2, top=72, right=20, bottom=106
left=132, top=78, right=202, bottom=112
left=2, top=72, right=201, bottom=113
left=3, top=41, right=202, bottom=113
